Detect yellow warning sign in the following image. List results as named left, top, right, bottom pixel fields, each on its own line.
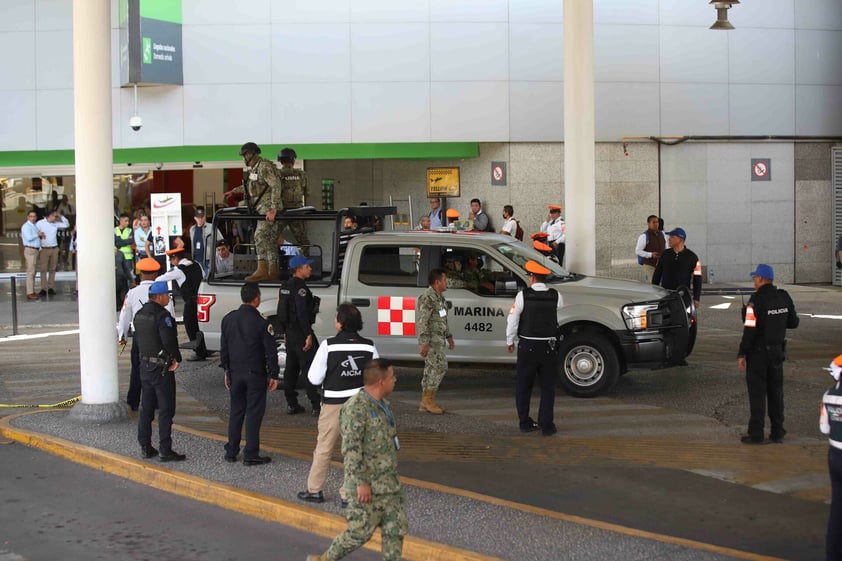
left=426, top=167, right=461, bottom=198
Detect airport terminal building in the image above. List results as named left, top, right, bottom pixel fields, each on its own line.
left=0, top=0, right=840, bottom=282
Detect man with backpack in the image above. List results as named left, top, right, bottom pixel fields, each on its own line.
left=635, top=215, right=667, bottom=283
left=500, top=205, right=523, bottom=241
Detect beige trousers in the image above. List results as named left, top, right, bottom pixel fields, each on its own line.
left=39, top=247, right=59, bottom=290
left=24, top=247, right=40, bottom=294
left=306, top=402, right=346, bottom=498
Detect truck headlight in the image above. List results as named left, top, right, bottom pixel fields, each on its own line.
left=622, top=303, right=659, bottom=330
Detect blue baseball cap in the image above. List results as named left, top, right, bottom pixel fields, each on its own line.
left=148, top=281, right=170, bottom=295
left=289, top=255, right=313, bottom=269
left=665, top=227, right=686, bottom=240
left=750, top=264, right=774, bottom=280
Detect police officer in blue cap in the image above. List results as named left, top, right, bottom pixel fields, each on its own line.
left=736, top=264, right=799, bottom=444
left=277, top=254, right=322, bottom=415
left=133, top=281, right=186, bottom=462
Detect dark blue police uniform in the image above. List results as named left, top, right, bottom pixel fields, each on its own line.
left=220, top=304, right=280, bottom=461
left=278, top=276, right=321, bottom=413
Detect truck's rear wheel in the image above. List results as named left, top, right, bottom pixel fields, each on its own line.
left=557, top=331, right=619, bottom=398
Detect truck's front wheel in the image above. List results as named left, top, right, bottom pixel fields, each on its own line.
left=557, top=331, right=619, bottom=397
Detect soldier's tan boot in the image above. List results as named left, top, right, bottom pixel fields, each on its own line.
left=419, top=390, right=444, bottom=414
left=245, top=260, right=269, bottom=282
left=267, top=262, right=281, bottom=281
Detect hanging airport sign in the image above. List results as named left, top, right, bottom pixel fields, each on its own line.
left=751, top=158, right=771, bottom=182
left=427, top=167, right=461, bottom=197
left=120, top=0, right=183, bottom=85
left=149, top=193, right=182, bottom=255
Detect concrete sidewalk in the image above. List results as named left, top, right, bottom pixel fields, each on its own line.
left=1, top=409, right=755, bottom=561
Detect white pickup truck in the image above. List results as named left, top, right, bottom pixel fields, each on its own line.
left=197, top=206, right=691, bottom=397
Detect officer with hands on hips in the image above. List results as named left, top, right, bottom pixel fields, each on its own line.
left=820, top=355, right=842, bottom=561
left=221, top=282, right=280, bottom=466
left=117, top=257, right=174, bottom=411
left=737, top=264, right=799, bottom=444
left=277, top=254, right=322, bottom=416
left=133, top=281, right=185, bottom=462
left=506, top=260, right=563, bottom=436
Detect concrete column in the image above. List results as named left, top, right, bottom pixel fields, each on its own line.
left=563, top=0, right=596, bottom=275
left=69, top=0, right=125, bottom=421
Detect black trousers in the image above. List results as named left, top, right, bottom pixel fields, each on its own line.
left=516, top=339, right=558, bottom=431
left=181, top=294, right=207, bottom=355
left=126, top=339, right=141, bottom=408
left=225, top=371, right=268, bottom=460
left=137, top=361, right=176, bottom=453
left=828, top=447, right=842, bottom=561
left=745, top=347, right=785, bottom=440
left=283, top=331, right=320, bottom=407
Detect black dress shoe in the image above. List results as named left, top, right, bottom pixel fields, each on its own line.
left=297, top=490, right=325, bottom=503
left=520, top=422, right=539, bottom=433
left=140, top=444, right=158, bottom=459
left=159, top=450, right=187, bottom=462
left=740, top=435, right=766, bottom=445
left=243, top=456, right=272, bottom=466
left=38, top=289, right=47, bottom=296
left=224, top=455, right=238, bottom=463
left=287, top=404, right=305, bottom=415
left=541, top=425, right=559, bottom=437
left=47, top=288, right=56, bottom=296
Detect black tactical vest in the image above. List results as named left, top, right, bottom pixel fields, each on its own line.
left=177, top=260, right=203, bottom=298
left=824, top=384, right=842, bottom=447
left=518, top=287, right=559, bottom=338
left=133, top=302, right=167, bottom=358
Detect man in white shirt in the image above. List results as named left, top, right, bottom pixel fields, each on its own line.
left=20, top=210, right=42, bottom=300
left=36, top=210, right=70, bottom=296
left=500, top=205, right=517, bottom=237
left=541, top=205, right=565, bottom=265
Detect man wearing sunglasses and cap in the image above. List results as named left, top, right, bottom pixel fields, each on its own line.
left=506, top=260, right=563, bottom=436
left=737, top=264, right=798, bottom=444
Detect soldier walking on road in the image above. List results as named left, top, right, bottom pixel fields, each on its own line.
left=221, top=282, right=280, bottom=466
left=133, top=281, right=185, bottom=462
left=737, top=264, right=799, bottom=444
left=416, top=268, right=454, bottom=414
left=298, top=303, right=378, bottom=506
left=277, top=147, right=310, bottom=254
left=506, top=260, right=563, bottom=436
left=223, top=142, right=284, bottom=281
left=306, top=358, right=407, bottom=561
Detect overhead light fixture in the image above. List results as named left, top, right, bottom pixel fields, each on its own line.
left=710, top=0, right=739, bottom=30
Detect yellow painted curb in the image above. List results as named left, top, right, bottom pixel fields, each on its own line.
left=0, top=411, right=501, bottom=561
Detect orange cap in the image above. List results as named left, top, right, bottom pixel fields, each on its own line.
left=445, top=208, right=460, bottom=218
left=165, top=247, right=185, bottom=256
left=547, top=204, right=562, bottom=212
left=525, top=260, right=551, bottom=275
left=136, top=257, right=161, bottom=273
left=532, top=241, right=552, bottom=254
left=531, top=232, right=548, bottom=241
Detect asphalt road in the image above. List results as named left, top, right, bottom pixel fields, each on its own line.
left=0, top=441, right=377, bottom=561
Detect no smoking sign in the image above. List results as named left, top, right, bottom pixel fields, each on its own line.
left=751, top=158, right=771, bottom=182
left=491, top=161, right=507, bottom=186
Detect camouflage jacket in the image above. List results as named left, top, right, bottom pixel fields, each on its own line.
left=232, top=158, right=283, bottom=213
left=340, top=390, right=400, bottom=495
left=279, top=167, right=308, bottom=209
left=416, top=286, right=451, bottom=346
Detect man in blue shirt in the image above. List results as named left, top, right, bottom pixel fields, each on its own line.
left=21, top=210, right=42, bottom=300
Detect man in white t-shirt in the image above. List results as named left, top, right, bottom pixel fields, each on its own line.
left=500, top=205, right=517, bottom=237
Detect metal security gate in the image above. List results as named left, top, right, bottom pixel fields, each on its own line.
left=834, top=147, right=842, bottom=286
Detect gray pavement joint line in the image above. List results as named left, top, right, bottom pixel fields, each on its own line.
left=172, top=423, right=787, bottom=561
left=0, top=412, right=503, bottom=561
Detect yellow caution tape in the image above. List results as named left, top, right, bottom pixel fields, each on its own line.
left=0, top=396, right=82, bottom=409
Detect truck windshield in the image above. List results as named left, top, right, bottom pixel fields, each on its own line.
left=494, top=241, right=573, bottom=281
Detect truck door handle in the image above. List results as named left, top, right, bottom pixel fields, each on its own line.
left=351, top=298, right=370, bottom=307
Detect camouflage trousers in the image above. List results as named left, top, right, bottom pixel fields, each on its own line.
left=254, top=220, right=280, bottom=265
left=324, top=491, right=407, bottom=561
left=280, top=220, right=310, bottom=256
left=421, top=342, right=448, bottom=391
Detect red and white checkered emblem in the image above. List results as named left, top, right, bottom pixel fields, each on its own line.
left=377, top=296, right=416, bottom=336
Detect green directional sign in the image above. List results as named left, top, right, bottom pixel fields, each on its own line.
left=121, top=0, right=183, bottom=85
left=142, top=37, right=152, bottom=64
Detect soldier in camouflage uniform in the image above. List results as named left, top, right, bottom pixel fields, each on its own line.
left=416, top=268, right=455, bottom=414
left=306, top=358, right=407, bottom=561
left=223, top=142, right=284, bottom=281
left=277, top=147, right=311, bottom=255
